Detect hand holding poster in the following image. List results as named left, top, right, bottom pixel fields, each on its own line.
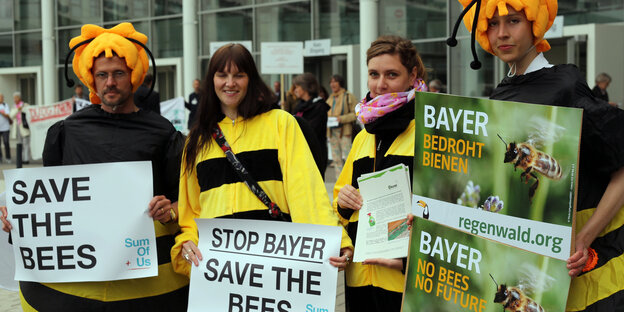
left=4, top=161, right=157, bottom=283
left=188, top=219, right=341, bottom=312
left=403, top=93, right=582, bottom=311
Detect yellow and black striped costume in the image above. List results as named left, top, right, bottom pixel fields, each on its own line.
left=25, top=105, right=190, bottom=312
left=172, top=109, right=352, bottom=276
left=332, top=114, right=415, bottom=312
left=491, top=64, right=624, bottom=312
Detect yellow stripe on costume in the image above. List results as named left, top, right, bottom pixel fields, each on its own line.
left=575, top=204, right=624, bottom=237
left=41, top=263, right=188, bottom=302
left=567, top=254, right=624, bottom=311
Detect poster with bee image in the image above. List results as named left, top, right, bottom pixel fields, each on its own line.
left=411, top=92, right=582, bottom=262
left=402, top=218, right=571, bottom=312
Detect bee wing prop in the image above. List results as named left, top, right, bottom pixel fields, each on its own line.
left=517, top=263, right=555, bottom=295
left=526, top=116, right=565, bottom=148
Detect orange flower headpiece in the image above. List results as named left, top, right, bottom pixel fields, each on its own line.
left=63, top=22, right=155, bottom=104
left=447, top=0, right=558, bottom=70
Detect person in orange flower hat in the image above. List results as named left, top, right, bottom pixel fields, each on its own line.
left=1, top=22, right=189, bottom=311
left=448, top=1, right=624, bottom=311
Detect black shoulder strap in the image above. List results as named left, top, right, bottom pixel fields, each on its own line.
left=212, top=124, right=287, bottom=221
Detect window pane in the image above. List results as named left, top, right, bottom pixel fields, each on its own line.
left=201, top=10, right=253, bottom=55
left=103, top=21, right=150, bottom=40
left=57, top=28, right=82, bottom=65
left=16, top=32, right=42, bottom=66
left=0, top=0, right=13, bottom=32
left=15, top=0, right=41, bottom=30
left=57, top=0, right=101, bottom=27
left=257, top=2, right=311, bottom=43
left=0, top=34, right=13, bottom=67
left=154, top=0, right=182, bottom=16
left=449, top=37, right=494, bottom=97
left=104, top=0, right=149, bottom=22
left=559, top=0, right=624, bottom=24
left=201, top=0, right=251, bottom=10
left=153, top=18, right=183, bottom=58
left=378, top=0, right=446, bottom=39
left=415, top=41, right=447, bottom=92
left=58, top=68, right=89, bottom=101
left=318, top=0, right=359, bottom=45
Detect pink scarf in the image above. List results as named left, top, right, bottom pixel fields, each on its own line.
left=355, top=79, right=427, bottom=124
left=16, top=101, right=23, bottom=125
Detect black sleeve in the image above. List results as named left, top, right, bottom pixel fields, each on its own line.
left=42, top=120, right=65, bottom=167
left=163, top=130, right=185, bottom=202
left=573, top=78, right=624, bottom=176
left=294, top=116, right=324, bottom=176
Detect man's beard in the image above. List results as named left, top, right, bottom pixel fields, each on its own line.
left=101, top=87, right=129, bottom=111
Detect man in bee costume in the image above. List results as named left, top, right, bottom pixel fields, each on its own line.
left=448, top=0, right=624, bottom=311
left=18, top=22, right=189, bottom=311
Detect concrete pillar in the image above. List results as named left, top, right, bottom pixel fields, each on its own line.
left=42, top=0, right=57, bottom=105
left=359, top=0, right=378, bottom=97
left=183, top=0, right=199, bottom=99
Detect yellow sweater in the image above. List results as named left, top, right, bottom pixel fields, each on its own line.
left=172, top=109, right=353, bottom=276
left=333, top=120, right=415, bottom=293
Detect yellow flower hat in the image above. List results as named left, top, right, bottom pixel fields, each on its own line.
left=66, top=22, right=150, bottom=104
left=447, top=0, right=558, bottom=69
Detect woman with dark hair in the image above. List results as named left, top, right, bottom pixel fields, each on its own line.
left=449, top=0, right=624, bottom=310
left=332, top=35, right=428, bottom=311
left=170, top=44, right=353, bottom=277
left=292, top=72, right=329, bottom=177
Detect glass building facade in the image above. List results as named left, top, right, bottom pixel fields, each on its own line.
left=0, top=0, right=622, bottom=104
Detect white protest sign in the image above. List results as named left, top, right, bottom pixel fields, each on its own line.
left=304, top=39, right=331, bottom=57
left=210, top=41, right=253, bottom=56
left=545, top=16, right=564, bottom=39
left=4, top=161, right=157, bottom=283
left=26, top=99, right=73, bottom=160
left=160, top=96, right=186, bottom=132
left=188, top=219, right=341, bottom=312
left=74, top=98, right=91, bottom=112
left=261, top=42, right=304, bottom=74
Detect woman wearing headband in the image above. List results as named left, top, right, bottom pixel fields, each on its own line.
left=333, top=35, right=427, bottom=311
left=449, top=1, right=624, bottom=310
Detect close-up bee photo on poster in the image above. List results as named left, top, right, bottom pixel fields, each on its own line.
left=412, top=91, right=582, bottom=228
left=412, top=92, right=581, bottom=250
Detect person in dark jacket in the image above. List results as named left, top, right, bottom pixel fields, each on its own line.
left=450, top=1, right=624, bottom=311
left=185, top=78, right=200, bottom=129
left=591, top=72, right=616, bottom=106
left=333, top=35, right=428, bottom=312
left=1, top=22, right=188, bottom=312
left=292, top=72, right=329, bottom=178
left=134, top=73, right=161, bottom=115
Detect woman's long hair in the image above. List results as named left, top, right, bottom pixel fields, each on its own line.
left=183, top=44, right=276, bottom=173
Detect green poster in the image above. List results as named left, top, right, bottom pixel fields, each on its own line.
left=412, top=92, right=582, bottom=227
left=403, top=218, right=570, bottom=312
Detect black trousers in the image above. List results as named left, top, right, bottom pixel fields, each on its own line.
left=0, top=131, right=10, bottom=160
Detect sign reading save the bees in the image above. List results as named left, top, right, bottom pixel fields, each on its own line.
left=403, top=92, right=582, bottom=311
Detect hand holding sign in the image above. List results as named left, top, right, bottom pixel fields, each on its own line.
left=188, top=219, right=341, bottom=312
left=1, top=205, right=11, bottom=232
left=182, top=240, right=202, bottom=267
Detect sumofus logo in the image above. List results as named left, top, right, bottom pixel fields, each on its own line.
left=124, top=237, right=152, bottom=269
